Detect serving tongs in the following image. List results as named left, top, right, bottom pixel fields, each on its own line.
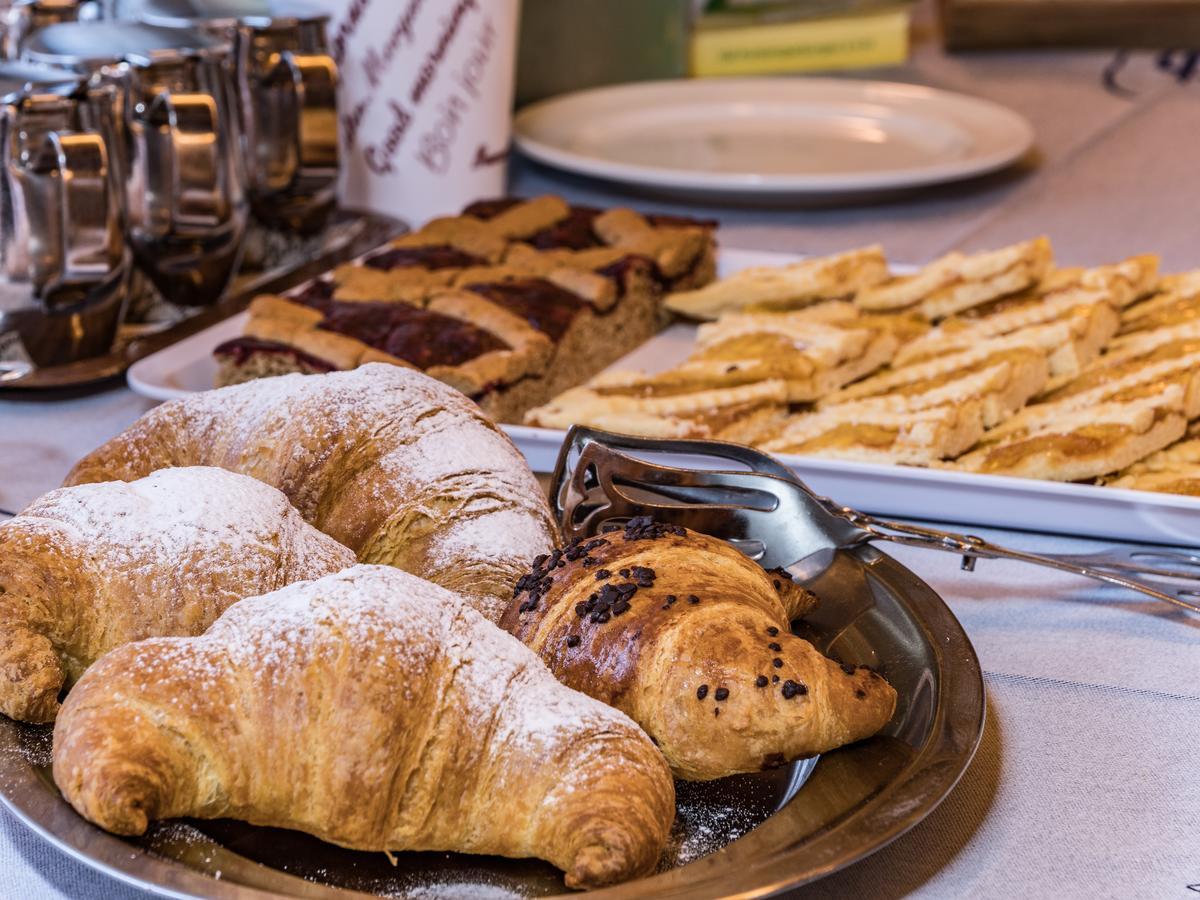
left=551, top=427, right=1200, bottom=615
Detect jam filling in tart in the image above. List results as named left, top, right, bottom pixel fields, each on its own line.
left=294, top=293, right=510, bottom=368
left=213, top=337, right=338, bottom=372
left=465, top=278, right=593, bottom=342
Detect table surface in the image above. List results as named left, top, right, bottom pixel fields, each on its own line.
left=3, top=11, right=1200, bottom=900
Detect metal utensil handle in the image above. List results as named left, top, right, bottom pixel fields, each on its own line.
left=145, top=89, right=228, bottom=231
left=284, top=50, right=337, bottom=174
left=22, top=127, right=121, bottom=305
left=45, top=130, right=120, bottom=284
left=837, top=509, right=1200, bottom=614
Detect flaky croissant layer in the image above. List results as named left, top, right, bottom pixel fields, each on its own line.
left=53, top=565, right=675, bottom=890
left=64, top=364, right=557, bottom=623
left=0, top=467, right=354, bottom=723
left=501, top=520, right=898, bottom=781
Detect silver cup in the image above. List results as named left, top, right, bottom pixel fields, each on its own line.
left=140, top=0, right=338, bottom=234
left=25, top=22, right=249, bottom=307
left=0, top=61, right=129, bottom=377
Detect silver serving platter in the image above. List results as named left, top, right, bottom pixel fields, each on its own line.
left=0, top=540, right=983, bottom=899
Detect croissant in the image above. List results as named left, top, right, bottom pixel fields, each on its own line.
left=500, top=518, right=897, bottom=781
left=54, top=565, right=675, bottom=890
left=65, top=364, right=556, bottom=622
left=0, top=466, right=354, bottom=724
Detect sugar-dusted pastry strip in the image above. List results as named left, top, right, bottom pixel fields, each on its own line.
left=895, top=298, right=1119, bottom=372
left=919, top=238, right=1053, bottom=320
left=1104, top=424, right=1200, bottom=495
left=959, top=253, right=1159, bottom=318
left=822, top=336, right=1049, bottom=428
left=524, top=380, right=789, bottom=439
left=852, top=252, right=966, bottom=312
left=956, top=388, right=1187, bottom=481
left=664, top=246, right=889, bottom=320
left=1106, top=467, right=1200, bottom=495
left=1118, top=269, right=1200, bottom=335
left=980, top=353, right=1200, bottom=447
left=1045, top=322, right=1200, bottom=402
left=853, top=238, right=1052, bottom=318
left=759, top=402, right=986, bottom=466
left=593, top=312, right=898, bottom=403
left=828, top=360, right=1041, bottom=433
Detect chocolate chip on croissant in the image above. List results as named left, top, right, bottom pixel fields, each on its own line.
left=0, top=467, right=354, bottom=723
left=53, top=565, right=675, bottom=890
left=501, top=519, right=898, bottom=781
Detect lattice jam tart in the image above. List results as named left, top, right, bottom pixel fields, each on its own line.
left=213, top=196, right=718, bottom=422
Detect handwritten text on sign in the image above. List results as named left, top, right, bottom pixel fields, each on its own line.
left=314, top=0, right=516, bottom=221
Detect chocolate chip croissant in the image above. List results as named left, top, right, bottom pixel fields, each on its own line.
left=0, top=467, right=354, bottom=723
left=64, top=364, right=556, bottom=622
left=53, top=565, right=675, bottom=890
left=500, top=519, right=897, bottom=781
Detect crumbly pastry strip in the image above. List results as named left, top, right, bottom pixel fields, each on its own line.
left=65, top=365, right=557, bottom=623
left=852, top=251, right=967, bottom=312
left=918, top=237, right=1053, bottom=320
left=1101, top=317, right=1200, bottom=361
left=1105, top=467, right=1200, bottom=495
left=1118, top=269, right=1200, bottom=335
left=759, top=402, right=985, bottom=465
left=853, top=237, right=1053, bottom=318
left=525, top=380, right=790, bottom=439
left=53, top=566, right=675, bottom=890
left=822, top=335, right=1050, bottom=428
left=1062, top=253, right=1160, bottom=306
left=500, top=524, right=895, bottom=781
left=955, top=387, right=1187, bottom=481
left=0, top=468, right=354, bottom=723
left=1044, top=322, right=1200, bottom=402
left=979, top=352, right=1200, bottom=447
left=664, top=246, right=889, bottom=320
left=894, top=286, right=1122, bottom=368
left=589, top=314, right=898, bottom=404
left=822, top=361, right=1037, bottom=436
left=1104, top=423, right=1200, bottom=494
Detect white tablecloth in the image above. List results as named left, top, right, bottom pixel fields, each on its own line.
left=3, top=8, right=1200, bottom=897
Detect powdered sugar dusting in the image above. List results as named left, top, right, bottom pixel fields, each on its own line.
left=92, top=365, right=553, bottom=621
left=25, top=467, right=349, bottom=572
left=400, top=884, right=524, bottom=899
left=205, top=565, right=642, bottom=755
left=12, top=468, right=353, bottom=662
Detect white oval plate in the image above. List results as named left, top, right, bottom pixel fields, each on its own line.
left=513, top=78, right=1035, bottom=198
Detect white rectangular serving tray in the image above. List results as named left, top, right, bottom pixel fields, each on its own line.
left=127, top=249, right=1200, bottom=547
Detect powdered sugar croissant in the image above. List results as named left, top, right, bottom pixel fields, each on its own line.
left=54, top=565, right=675, bottom=889
left=0, top=467, right=354, bottom=724
left=64, top=364, right=556, bottom=622
left=501, top=519, right=897, bottom=781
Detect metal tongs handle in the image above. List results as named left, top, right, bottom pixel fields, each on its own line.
left=831, top=505, right=1200, bottom=615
